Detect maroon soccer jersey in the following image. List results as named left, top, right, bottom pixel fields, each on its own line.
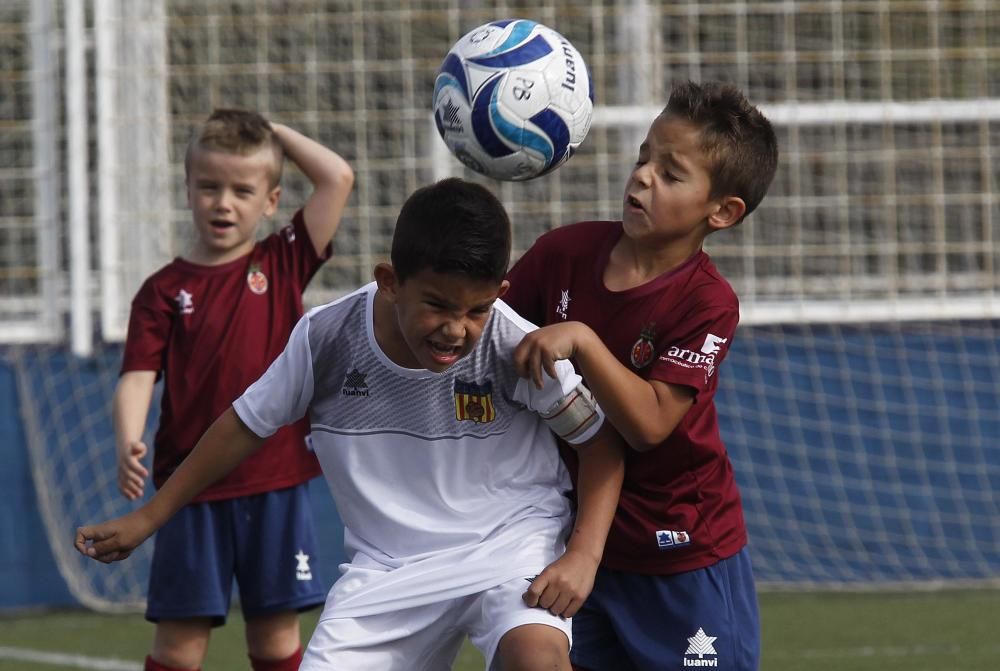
left=121, top=210, right=326, bottom=502
left=505, top=220, right=747, bottom=574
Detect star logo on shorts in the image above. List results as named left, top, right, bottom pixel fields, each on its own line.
left=295, top=549, right=312, bottom=581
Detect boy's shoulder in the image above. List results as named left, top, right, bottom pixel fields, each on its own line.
left=537, top=220, right=619, bottom=248
left=689, top=251, right=738, bottom=307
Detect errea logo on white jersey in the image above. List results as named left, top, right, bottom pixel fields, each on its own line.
left=683, top=628, right=719, bottom=667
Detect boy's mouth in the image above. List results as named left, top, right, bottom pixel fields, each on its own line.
left=428, top=339, right=462, bottom=364
left=626, top=194, right=643, bottom=210
left=210, top=219, right=236, bottom=230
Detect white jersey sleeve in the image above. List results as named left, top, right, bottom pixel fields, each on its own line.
left=233, top=313, right=315, bottom=437
left=494, top=300, right=605, bottom=445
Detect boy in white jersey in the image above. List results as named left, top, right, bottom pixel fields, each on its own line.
left=76, top=177, right=625, bottom=670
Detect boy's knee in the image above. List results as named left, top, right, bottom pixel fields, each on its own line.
left=496, top=623, right=571, bottom=671
left=151, top=618, right=212, bottom=670
left=244, top=609, right=302, bottom=660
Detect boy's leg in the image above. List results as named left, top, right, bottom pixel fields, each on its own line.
left=302, top=599, right=468, bottom=670
left=465, top=576, right=573, bottom=671
left=495, top=624, right=571, bottom=671
left=146, top=502, right=235, bottom=669
left=232, top=485, right=326, bottom=668
left=148, top=619, right=212, bottom=670
left=572, top=547, right=760, bottom=671
left=244, top=610, right=302, bottom=671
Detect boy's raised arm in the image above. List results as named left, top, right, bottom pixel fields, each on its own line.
left=514, top=321, right=694, bottom=452
left=270, top=122, right=354, bottom=256
left=75, top=407, right=264, bottom=563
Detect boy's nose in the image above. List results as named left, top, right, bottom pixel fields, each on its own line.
left=215, top=191, right=233, bottom=211
left=632, top=163, right=653, bottom=186
left=441, top=319, right=466, bottom=340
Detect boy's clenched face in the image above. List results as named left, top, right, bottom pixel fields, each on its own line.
left=374, top=265, right=509, bottom=373
left=622, top=115, right=720, bottom=250
left=186, top=147, right=281, bottom=264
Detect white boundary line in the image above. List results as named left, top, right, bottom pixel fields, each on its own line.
left=0, top=646, right=142, bottom=671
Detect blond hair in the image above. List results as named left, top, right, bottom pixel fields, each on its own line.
left=184, top=108, right=284, bottom=187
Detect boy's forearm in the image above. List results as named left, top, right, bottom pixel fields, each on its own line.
left=573, top=327, right=687, bottom=450
left=565, top=424, right=625, bottom=562
left=112, top=371, right=156, bottom=450
left=142, top=407, right=264, bottom=527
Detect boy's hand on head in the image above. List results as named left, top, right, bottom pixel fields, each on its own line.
left=74, top=511, right=154, bottom=564
left=521, top=548, right=599, bottom=618
left=514, top=322, right=590, bottom=389
left=116, top=440, right=149, bottom=500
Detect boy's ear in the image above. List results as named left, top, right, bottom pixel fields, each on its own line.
left=373, top=263, right=399, bottom=301
left=496, top=279, right=510, bottom=300
left=264, top=185, right=282, bottom=217
left=707, top=195, right=746, bottom=232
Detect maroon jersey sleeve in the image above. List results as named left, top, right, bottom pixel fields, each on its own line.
left=261, top=208, right=332, bottom=292
left=647, top=301, right=739, bottom=400
left=120, top=273, right=173, bottom=376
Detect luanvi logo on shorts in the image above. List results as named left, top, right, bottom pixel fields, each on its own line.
left=295, top=549, right=313, bottom=581
left=683, top=628, right=719, bottom=667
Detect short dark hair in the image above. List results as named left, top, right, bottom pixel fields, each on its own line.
left=184, top=108, right=284, bottom=187
left=391, top=178, right=511, bottom=284
left=663, top=81, right=778, bottom=222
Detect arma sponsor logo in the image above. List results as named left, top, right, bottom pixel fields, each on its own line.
left=661, top=333, right=728, bottom=377
left=662, top=345, right=716, bottom=367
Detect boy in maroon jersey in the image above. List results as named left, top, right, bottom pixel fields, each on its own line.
left=505, top=81, right=778, bottom=670
left=114, top=109, right=353, bottom=671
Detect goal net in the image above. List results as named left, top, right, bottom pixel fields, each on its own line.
left=3, top=0, right=998, bottom=610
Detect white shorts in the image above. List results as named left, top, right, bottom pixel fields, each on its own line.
left=300, top=575, right=572, bottom=671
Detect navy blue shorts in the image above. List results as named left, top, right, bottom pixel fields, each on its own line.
left=571, top=547, right=760, bottom=671
left=146, top=484, right=326, bottom=626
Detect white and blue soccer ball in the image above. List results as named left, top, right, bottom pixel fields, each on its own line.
left=433, top=19, right=594, bottom=181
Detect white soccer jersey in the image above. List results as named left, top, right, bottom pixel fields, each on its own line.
left=233, top=282, right=604, bottom=617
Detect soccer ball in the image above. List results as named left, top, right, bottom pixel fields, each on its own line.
left=432, top=19, right=594, bottom=181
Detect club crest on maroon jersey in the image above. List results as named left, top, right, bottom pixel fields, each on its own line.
left=630, top=324, right=656, bottom=368
left=246, top=263, right=268, bottom=295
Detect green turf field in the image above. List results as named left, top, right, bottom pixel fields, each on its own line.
left=1, top=589, right=997, bottom=670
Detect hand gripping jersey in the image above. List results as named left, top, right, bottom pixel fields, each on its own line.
left=505, top=220, right=748, bottom=575
left=233, top=283, right=605, bottom=617
left=121, top=210, right=326, bottom=501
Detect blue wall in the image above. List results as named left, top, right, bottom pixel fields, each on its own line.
left=0, top=360, right=75, bottom=609
left=0, top=349, right=346, bottom=610
left=4, top=321, right=999, bottom=609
